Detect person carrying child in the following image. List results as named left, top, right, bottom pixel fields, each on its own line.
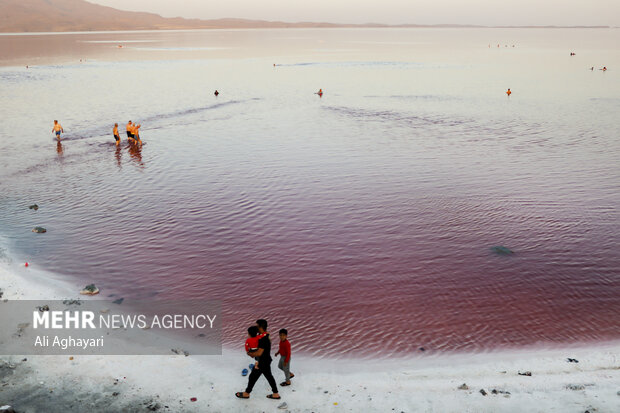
left=275, top=328, right=295, bottom=386
left=236, top=319, right=280, bottom=400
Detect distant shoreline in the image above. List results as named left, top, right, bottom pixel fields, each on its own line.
left=0, top=25, right=614, bottom=35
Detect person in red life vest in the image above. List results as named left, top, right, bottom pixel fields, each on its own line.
left=275, top=328, right=295, bottom=386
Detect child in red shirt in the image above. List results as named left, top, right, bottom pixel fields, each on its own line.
left=275, top=328, right=294, bottom=386
left=245, top=326, right=260, bottom=354
left=245, top=326, right=266, bottom=371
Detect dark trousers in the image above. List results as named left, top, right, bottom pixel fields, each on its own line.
left=245, top=361, right=278, bottom=394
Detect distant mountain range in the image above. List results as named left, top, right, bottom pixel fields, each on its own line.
left=0, top=0, right=612, bottom=32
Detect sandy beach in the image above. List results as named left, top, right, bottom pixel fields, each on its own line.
left=1, top=264, right=619, bottom=413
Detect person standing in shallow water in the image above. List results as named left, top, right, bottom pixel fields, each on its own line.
left=126, top=120, right=134, bottom=142
left=113, top=123, right=120, bottom=146
left=506, top=88, right=512, bottom=96
left=236, top=319, right=280, bottom=400
left=52, top=120, right=64, bottom=140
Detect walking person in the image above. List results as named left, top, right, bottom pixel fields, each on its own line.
left=236, top=319, right=280, bottom=400
left=275, top=328, right=295, bottom=386
left=52, top=120, right=64, bottom=140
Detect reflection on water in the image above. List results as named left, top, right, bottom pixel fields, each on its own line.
left=127, top=142, right=143, bottom=167
left=0, top=29, right=619, bottom=357
left=56, top=140, right=64, bottom=160
left=114, top=144, right=122, bottom=169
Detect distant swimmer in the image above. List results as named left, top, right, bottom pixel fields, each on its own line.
left=126, top=120, right=134, bottom=142
left=602, top=66, right=607, bottom=71
left=113, top=123, right=120, bottom=146
left=506, top=88, right=511, bottom=96
left=214, top=90, right=219, bottom=96
left=52, top=120, right=64, bottom=140
left=590, top=67, right=594, bottom=71
left=316, top=88, right=323, bottom=97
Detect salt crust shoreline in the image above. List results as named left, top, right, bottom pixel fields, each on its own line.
left=1, top=263, right=619, bottom=412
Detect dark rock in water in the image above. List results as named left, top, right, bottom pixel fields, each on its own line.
left=32, top=226, right=46, bottom=233
left=491, top=389, right=510, bottom=395
left=146, top=402, right=161, bottom=411
left=567, top=358, right=579, bottom=363
left=491, top=246, right=513, bottom=255
left=83, top=284, right=97, bottom=293
left=566, top=384, right=586, bottom=391
left=518, top=371, right=532, bottom=376
left=479, top=389, right=487, bottom=396
left=458, top=383, right=469, bottom=390
left=0, top=406, right=16, bottom=413
left=419, top=347, right=425, bottom=351
left=37, top=305, right=49, bottom=312
left=63, top=299, right=81, bottom=305
left=29, top=204, right=39, bottom=210
left=112, top=298, right=124, bottom=305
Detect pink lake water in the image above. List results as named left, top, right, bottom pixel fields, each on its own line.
left=0, top=28, right=619, bottom=357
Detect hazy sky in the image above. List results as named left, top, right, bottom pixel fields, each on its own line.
left=89, top=0, right=619, bottom=27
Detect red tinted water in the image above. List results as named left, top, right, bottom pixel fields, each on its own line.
left=1, top=29, right=619, bottom=358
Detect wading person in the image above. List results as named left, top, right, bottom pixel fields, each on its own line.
left=236, top=319, right=280, bottom=400
left=52, top=120, right=64, bottom=140
left=126, top=120, right=134, bottom=142
left=113, top=123, right=120, bottom=146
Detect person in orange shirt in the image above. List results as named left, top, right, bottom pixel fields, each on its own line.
left=52, top=120, right=64, bottom=140
left=113, top=123, right=120, bottom=146
left=506, top=88, right=512, bottom=96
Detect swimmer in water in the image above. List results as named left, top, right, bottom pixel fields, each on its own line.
left=214, top=90, right=219, bottom=96
left=317, top=88, right=323, bottom=97
left=506, top=88, right=511, bottom=96
left=52, top=120, right=64, bottom=140
left=113, top=123, right=120, bottom=146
